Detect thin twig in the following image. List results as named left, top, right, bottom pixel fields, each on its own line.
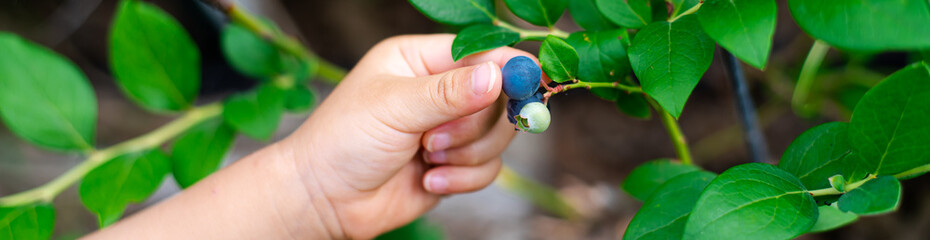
left=791, top=40, right=830, bottom=117
left=0, top=103, right=223, bottom=206
left=647, top=97, right=694, bottom=165
left=199, top=0, right=347, bottom=84
left=721, top=50, right=770, bottom=163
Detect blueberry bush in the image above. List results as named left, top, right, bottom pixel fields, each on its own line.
left=406, top=0, right=930, bottom=239
left=0, top=0, right=928, bottom=239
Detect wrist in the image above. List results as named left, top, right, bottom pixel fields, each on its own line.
left=86, top=139, right=344, bottom=239
left=270, top=138, right=348, bottom=239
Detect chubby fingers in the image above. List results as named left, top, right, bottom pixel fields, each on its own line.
left=423, top=157, right=503, bottom=194
left=421, top=97, right=505, bottom=152
left=423, top=112, right=515, bottom=166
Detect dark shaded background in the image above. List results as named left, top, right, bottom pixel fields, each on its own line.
left=1, top=0, right=928, bottom=239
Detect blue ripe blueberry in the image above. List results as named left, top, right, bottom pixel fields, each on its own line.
left=507, top=92, right=543, bottom=124
left=501, top=56, right=541, bottom=100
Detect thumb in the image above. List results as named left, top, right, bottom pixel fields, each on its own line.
left=378, top=61, right=502, bottom=133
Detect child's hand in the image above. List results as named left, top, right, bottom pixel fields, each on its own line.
left=279, top=34, right=538, bottom=238
left=87, top=34, right=538, bottom=240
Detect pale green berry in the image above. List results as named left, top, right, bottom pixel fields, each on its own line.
left=516, top=102, right=550, bottom=133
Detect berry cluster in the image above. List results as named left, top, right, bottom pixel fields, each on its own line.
left=502, top=56, right=550, bottom=133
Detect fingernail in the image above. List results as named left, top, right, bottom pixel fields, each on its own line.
left=426, top=174, right=449, bottom=193
left=471, top=62, right=495, bottom=94
left=427, top=133, right=451, bottom=152
left=426, top=151, right=447, bottom=164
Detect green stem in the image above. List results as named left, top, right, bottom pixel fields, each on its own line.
left=496, top=165, right=580, bottom=220
left=471, top=3, right=568, bottom=39
left=496, top=20, right=570, bottom=40
left=668, top=1, right=704, bottom=22
left=806, top=188, right=839, bottom=197
left=564, top=81, right=642, bottom=93
left=810, top=163, right=930, bottom=197
left=808, top=175, right=876, bottom=197
left=272, top=75, right=296, bottom=89
left=544, top=80, right=642, bottom=99
left=647, top=97, right=694, bottom=165
left=549, top=28, right=571, bottom=39
left=225, top=4, right=346, bottom=84
left=791, top=40, right=830, bottom=116
left=894, top=163, right=930, bottom=179
left=316, top=58, right=348, bottom=84
left=0, top=103, right=223, bottom=206
left=228, top=6, right=306, bottom=59
left=547, top=79, right=691, bottom=164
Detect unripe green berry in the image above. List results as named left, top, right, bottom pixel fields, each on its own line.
left=516, top=102, right=550, bottom=133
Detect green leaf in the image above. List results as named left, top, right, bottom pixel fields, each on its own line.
left=808, top=205, right=857, bottom=233
left=451, top=25, right=520, bottom=61
left=566, top=30, right=632, bottom=101
left=0, top=204, right=55, bottom=240
left=79, top=150, right=170, bottom=227
left=621, top=159, right=700, bottom=201
left=284, top=85, right=317, bottom=112
left=788, top=0, right=930, bottom=51
left=375, top=218, right=445, bottom=240
left=683, top=163, right=818, bottom=240
left=109, top=0, right=200, bottom=112
left=835, top=85, right=869, bottom=114
left=280, top=54, right=317, bottom=82
left=408, top=0, right=494, bottom=26
left=629, top=15, right=714, bottom=118
left=223, top=84, right=286, bottom=141
left=170, top=118, right=236, bottom=188
left=837, top=176, right=901, bottom=216
left=504, top=0, right=567, bottom=27
left=568, top=0, right=616, bottom=31
left=696, top=0, right=776, bottom=69
left=848, top=62, right=930, bottom=175
left=0, top=32, right=97, bottom=151
left=624, top=171, right=716, bottom=240
left=221, top=19, right=318, bottom=81
left=595, top=0, right=651, bottom=28
left=777, top=122, right=866, bottom=190
left=828, top=175, right=846, bottom=193
left=615, top=92, right=651, bottom=119
left=539, top=35, right=579, bottom=83
left=221, top=24, right=280, bottom=79
left=895, top=163, right=930, bottom=180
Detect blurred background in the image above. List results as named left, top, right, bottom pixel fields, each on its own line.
left=1, top=0, right=928, bottom=239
